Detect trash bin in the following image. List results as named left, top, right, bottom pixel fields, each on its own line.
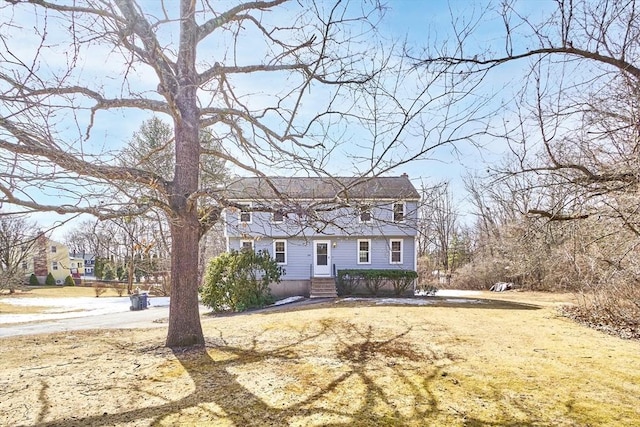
left=129, top=294, right=140, bottom=311
left=140, top=292, right=149, bottom=309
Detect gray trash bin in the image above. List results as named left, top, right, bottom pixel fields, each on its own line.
left=129, top=294, right=140, bottom=311
left=140, top=293, right=149, bottom=309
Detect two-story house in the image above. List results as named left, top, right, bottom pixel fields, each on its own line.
left=27, top=234, right=72, bottom=284
left=224, top=175, right=420, bottom=298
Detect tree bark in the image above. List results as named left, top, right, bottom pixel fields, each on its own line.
left=165, top=0, right=204, bottom=348
left=166, top=217, right=203, bottom=347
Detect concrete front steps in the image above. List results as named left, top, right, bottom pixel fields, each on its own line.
left=310, top=277, right=338, bottom=298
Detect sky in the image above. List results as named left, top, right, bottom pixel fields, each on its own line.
left=0, top=1, right=558, bottom=241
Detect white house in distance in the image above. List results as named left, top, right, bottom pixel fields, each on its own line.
left=223, top=175, right=420, bottom=298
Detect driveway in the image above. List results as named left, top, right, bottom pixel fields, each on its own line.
left=0, top=290, right=486, bottom=338
left=0, top=296, right=208, bottom=338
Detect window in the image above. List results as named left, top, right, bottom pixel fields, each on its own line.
left=358, top=239, right=371, bottom=264
left=52, top=261, right=58, bottom=270
left=238, top=203, right=252, bottom=223
left=22, top=261, right=28, bottom=270
left=393, top=202, right=405, bottom=222
left=273, top=240, right=287, bottom=264
left=240, top=240, right=254, bottom=251
left=390, top=239, right=403, bottom=264
left=359, top=206, right=372, bottom=223
left=50, top=245, right=57, bottom=253
left=272, top=211, right=284, bottom=223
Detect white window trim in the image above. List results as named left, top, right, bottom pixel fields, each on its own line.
left=393, top=202, right=406, bottom=223
left=389, top=239, right=403, bottom=264
left=240, top=239, right=254, bottom=251
left=52, top=261, right=59, bottom=270
left=273, top=239, right=287, bottom=265
left=272, top=211, right=285, bottom=223
left=239, top=203, right=252, bottom=224
left=357, top=239, right=371, bottom=265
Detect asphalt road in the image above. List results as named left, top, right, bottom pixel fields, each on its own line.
left=0, top=303, right=209, bottom=338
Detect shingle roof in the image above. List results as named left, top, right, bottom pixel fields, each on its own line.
left=225, top=176, right=420, bottom=201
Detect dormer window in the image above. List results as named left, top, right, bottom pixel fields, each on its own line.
left=393, top=202, right=405, bottom=222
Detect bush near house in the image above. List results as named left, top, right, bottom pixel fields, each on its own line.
left=45, top=272, right=56, bottom=286
left=337, top=269, right=418, bottom=297
left=64, top=275, right=76, bottom=286
left=199, top=249, right=282, bottom=312
left=28, top=273, right=39, bottom=286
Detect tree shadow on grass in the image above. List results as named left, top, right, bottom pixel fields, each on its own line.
left=253, top=297, right=544, bottom=317
left=31, top=319, right=547, bottom=427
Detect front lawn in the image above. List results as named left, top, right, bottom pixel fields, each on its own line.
left=1, top=292, right=638, bottom=426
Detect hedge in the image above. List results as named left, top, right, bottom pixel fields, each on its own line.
left=336, top=269, right=418, bottom=296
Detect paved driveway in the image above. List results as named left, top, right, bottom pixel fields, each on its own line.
left=0, top=296, right=208, bottom=338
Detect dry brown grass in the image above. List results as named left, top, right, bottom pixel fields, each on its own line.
left=1, top=293, right=639, bottom=426
left=1, top=285, right=124, bottom=299
left=0, top=301, right=51, bottom=315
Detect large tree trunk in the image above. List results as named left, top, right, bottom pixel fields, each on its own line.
left=165, top=0, right=204, bottom=348
left=166, top=216, right=203, bottom=347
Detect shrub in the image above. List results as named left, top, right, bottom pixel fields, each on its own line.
left=102, top=264, right=115, bottom=281
left=64, top=275, right=75, bottom=286
left=199, top=250, right=282, bottom=312
left=93, top=283, right=107, bottom=297
left=29, top=273, right=40, bottom=286
left=94, top=257, right=106, bottom=279
left=116, top=265, right=126, bottom=281
left=336, top=271, right=362, bottom=296
left=337, top=269, right=418, bottom=296
left=45, top=272, right=56, bottom=286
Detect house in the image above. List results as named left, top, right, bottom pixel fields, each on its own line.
left=223, top=175, right=420, bottom=298
left=68, top=254, right=86, bottom=279
left=27, top=234, right=72, bottom=285
left=70, top=251, right=96, bottom=278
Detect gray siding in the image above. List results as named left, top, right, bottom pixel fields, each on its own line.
left=225, top=200, right=419, bottom=239
left=228, top=235, right=416, bottom=280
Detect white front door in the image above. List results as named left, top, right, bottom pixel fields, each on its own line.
left=313, top=240, right=331, bottom=277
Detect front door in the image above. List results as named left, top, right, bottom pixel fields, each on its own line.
left=313, top=240, right=331, bottom=277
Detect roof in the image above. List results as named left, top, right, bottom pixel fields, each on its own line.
left=225, top=176, right=420, bottom=201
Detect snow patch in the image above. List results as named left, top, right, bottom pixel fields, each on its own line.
left=337, top=294, right=486, bottom=306
left=271, top=296, right=305, bottom=306
left=0, top=296, right=170, bottom=324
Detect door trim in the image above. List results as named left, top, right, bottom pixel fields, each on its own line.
left=313, top=240, right=331, bottom=277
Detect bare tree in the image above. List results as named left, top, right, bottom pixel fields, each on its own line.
left=408, top=1, right=640, bottom=333
left=0, top=213, right=38, bottom=293
left=1, top=1, right=486, bottom=347
left=418, top=181, right=459, bottom=276
left=418, top=0, right=640, bottom=223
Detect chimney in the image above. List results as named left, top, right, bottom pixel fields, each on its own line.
left=400, top=173, right=408, bottom=178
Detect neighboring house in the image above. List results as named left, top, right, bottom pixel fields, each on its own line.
left=70, top=251, right=96, bottom=278
left=224, top=174, right=420, bottom=298
left=68, top=255, right=86, bottom=279
left=27, top=234, right=72, bottom=284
